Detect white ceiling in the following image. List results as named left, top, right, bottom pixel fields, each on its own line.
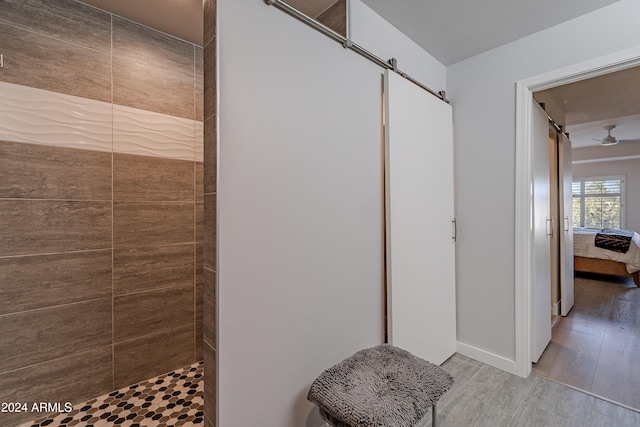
left=537, top=66, right=640, bottom=149
left=568, top=114, right=640, bottom=149
left=360, top=0, right=622, bottom=65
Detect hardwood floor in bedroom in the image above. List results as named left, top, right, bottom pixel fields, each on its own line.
left=533, top=272, right=640, bottom=410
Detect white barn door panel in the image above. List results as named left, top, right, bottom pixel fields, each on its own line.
left=559, top=133, right=574, bottom=316
left=531, top=101, right=552, bottom=363
left=384, top=70, right=456, bottom=365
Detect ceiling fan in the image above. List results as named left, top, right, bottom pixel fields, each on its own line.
left=594, top=125, right=640, bottom=146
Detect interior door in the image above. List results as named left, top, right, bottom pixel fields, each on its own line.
left=559, top=133, right=574, bottom=315
left=384, top=70, right=456, bottom=365
left=532, top=100, right=552, bottom=363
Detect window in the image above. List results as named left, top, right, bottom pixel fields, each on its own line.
left=572, top=176, right=625, bottom=229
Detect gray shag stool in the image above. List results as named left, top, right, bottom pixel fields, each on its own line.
left=307, top=344, right=453, bottom=427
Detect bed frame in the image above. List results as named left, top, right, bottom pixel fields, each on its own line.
left=574, top=256, right=640, bottom=287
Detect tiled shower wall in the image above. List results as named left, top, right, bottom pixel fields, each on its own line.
left=203, top=0, right=217, bottom=426
left=0, top=1, right=204, bottom=425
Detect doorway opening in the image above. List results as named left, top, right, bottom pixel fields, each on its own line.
left=529, top=67, right=640, bottom=408
left=514, top=47, right=640, bottom=389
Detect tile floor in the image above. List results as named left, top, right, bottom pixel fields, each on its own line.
left=419, top=353, right=640, bottom=427
left=533, top=273, right=640, bottom=409
left=18, top=362, right=203, bottom=427
left=14, top=327, right=640, bottom=427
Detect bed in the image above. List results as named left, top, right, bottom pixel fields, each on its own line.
left=573, top=228, right=640, bottom=286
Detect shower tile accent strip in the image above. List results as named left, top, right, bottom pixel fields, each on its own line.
left=112, top=105, right=196, bottom=161
left=18, top=362, right=204, bottom=427
left=0, top=82, right=112, bottom=152
left=0, top=81, right=203, bottom=160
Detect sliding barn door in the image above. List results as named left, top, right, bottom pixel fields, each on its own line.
left=384, top=70, right=456, bottom=365
left=559, top=133, right=574, bottom=315
left=531, top=101, right=552, bottom=363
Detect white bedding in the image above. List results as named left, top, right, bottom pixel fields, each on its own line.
left=573, top=228, right=640, bottom=273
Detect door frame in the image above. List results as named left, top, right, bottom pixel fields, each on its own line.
left=514, top=47, right=640, bottom=377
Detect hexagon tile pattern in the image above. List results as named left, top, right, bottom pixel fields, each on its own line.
left=19, top=362, right=204, bottom=427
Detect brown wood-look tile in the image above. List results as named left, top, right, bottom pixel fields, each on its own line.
left=196, top=162, right=204, bottom=202
left=203, top=36, right=216, bottom=121
left=533, top=316, right=603, bottom=391
left=113, top=153, right=194, bottom=202
left=203, top=0, right=216, bottom=49
left=112, top=17, right=195, bottom=119
left=204, top=115, right=217, bottom=195
left=532, top=330, right=601, bottom=391
left=112, top=16, right=194, bottom=70
left=203, top=341, right=216, bottom=425
left=0, top=22, right=111, bottom=103
left=113, top=201, right=194, bottom=248
left=567, top=279, right=616, bottom=322
left=203, top=267, right=216, bottom=347
left=196, top=47, right=204, bottom=122
left=203, top=194, right=216, bottom=271
left=0, top=299, right=112, bottom=372
left=0, top=0, right=111, bottom=53
left=196, top=281, right=204, bottom=360
left=608, top=288, right=640, bottom=329
left=0, top=140, right=112, bottom=200
left=591, top=326, right=640, bottom=409
left=0, top=200, right=112, bottom=257
left=112, top=56, right=195, bottom=120
left=113, top=243, right=195, bottom=296
left=552, top=316, right=606, bottom=340
left=114, top=325, right=195, bottom=389
left=534, top=275, right=640, bottom=410
left=113, top=285, right=194, bottom=342
left=196, top=202, right=204, bottom=243
left=196, top=242, right=204, bottom=284
left=0, top=346, right=113, bottom=426
left=0, top=250, right=112, bottom=316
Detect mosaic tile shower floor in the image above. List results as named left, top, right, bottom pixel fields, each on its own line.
left=19, top=362, right=204, bottom=427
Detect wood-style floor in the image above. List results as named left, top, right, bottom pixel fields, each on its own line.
left=533, top=272, right=640, bottom=410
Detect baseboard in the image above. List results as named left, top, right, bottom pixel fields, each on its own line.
left=456, top=342, right=516, bottom=374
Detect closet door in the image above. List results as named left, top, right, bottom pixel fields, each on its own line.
left=559, top=133, right=574, bottom=315
left=384, top=70, right=456, bottom=365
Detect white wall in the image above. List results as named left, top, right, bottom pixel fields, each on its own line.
left=217, top=1, right=446, bottom=425
left=573, top=156, right=640, bottom=232
left=349, top=0, right=446, bottom=92
left=447, top=0, right=640, bottom=364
